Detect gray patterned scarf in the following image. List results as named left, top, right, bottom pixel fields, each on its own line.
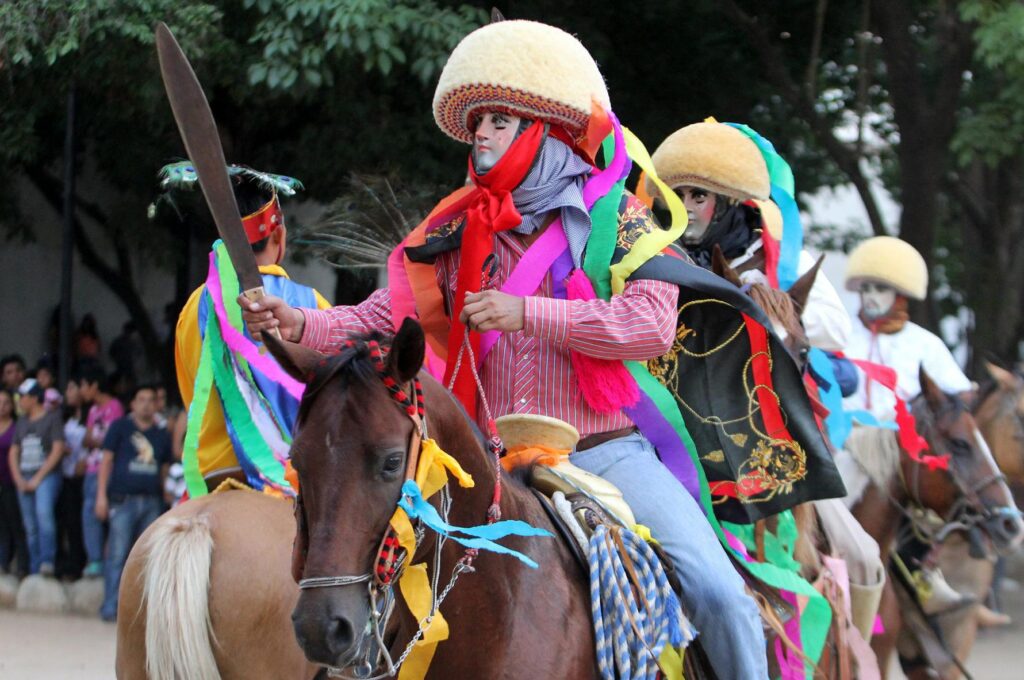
left=510, top=136, right=593, bottom=267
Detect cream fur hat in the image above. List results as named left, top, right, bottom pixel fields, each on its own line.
left=647, top=121, right=770, bottom=201
left=845, top=236, right=928, bottom=300
left=432, top=20, right=610, bottom=144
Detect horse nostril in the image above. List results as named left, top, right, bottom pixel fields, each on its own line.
left=326, top=615, right=355, bottom=654
left=1004, top=516, right=1024, bottom=539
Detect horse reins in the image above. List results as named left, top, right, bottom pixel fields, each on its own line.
left=297, top=331, right=507, bottom=680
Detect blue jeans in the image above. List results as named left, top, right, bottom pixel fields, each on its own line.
left=571, top=433, right=769, bottom=679
left=101, top=495, right=164, bottom=619
left=82, top=473, right=105, bottom=564
left=17, top=471, right=62, bottom=574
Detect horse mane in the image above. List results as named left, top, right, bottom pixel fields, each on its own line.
left=296, top=331, right=394, bottom=425
left=747, top=282, right=805, bottom=341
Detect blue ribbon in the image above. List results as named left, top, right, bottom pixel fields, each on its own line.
left=771, top=184, right=802, bottom=291
left=397, top=480, right=553, bottom=568
left=808, top=348, right=896, bottom=449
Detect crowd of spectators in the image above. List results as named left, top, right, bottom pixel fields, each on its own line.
left=0, top=349, right=185, bottom=622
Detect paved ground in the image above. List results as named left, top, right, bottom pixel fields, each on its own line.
left=1, top=563, right=1022, bottom=679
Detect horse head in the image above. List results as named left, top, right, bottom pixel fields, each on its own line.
left=711, top=244, right=822, bottom=371
left=974, top=362, right=1024, bottom=485
left=265, top=319, right=486, bottom=670
left=907, top=368, right=1024, bottom=554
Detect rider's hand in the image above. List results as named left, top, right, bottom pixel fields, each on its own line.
left=237, top=294, right=306, bottom=342
left=460, top=290, right=525, bottom=333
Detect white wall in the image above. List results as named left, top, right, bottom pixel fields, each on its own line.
left=0, top=178, right=338, bottom=373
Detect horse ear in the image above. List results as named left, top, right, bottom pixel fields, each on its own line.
left=986, top=361, right=1019, bottom=390
left=388, top=317, right=426, bottom=384
left=711, top=244, right=743, bottom=287
left=490, top=7, right=505, bottom=22
left=919, top=367, right=948, bottom=411
left=263, top=332, right=325, bottom=384
left=788, top=254, right=824, bottom=311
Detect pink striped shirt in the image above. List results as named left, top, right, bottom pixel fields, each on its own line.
left=300, top=229, right=678, bottom=436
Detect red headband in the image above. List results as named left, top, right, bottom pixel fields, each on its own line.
left=241, top=193, right=284, bottom=244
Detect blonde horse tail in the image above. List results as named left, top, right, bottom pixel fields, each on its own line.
left=142, top=513, right=220, bottom=680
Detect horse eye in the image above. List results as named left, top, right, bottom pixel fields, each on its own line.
left=950, top=438, right=973, bottom=456
left=381, top=453, right=404, bottom=476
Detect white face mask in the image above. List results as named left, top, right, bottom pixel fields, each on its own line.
left=471, top=111, right=524, bottom=173
left=859, top=282, right=897, bottom=319
left=676, top=187, right=717, bottom=243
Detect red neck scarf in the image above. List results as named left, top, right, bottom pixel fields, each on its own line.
left=444, top=122, right=546, bottom=414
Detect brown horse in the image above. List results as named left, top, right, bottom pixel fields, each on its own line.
left=974, top=362, right=1024, bottom=503
left=268, top=320, right=597, bottom=677
left=845, top=373, right=1024, bottom=679
left=115, top=487, right=319, bottom=679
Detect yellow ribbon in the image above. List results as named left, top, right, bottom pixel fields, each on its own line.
left=386, top=438, right=474, bottom=680
left=608, top=127, right=689, bottom=295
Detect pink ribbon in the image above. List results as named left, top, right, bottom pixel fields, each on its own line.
left=206, top=252, right=305, bottom=400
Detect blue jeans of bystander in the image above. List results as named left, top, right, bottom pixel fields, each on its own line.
left=17, top=471, right=62, bottom=574
left=82, top=473, right=105, bottom=567
left=101, top=494, right=163, bottom=620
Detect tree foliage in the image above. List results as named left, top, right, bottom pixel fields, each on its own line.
left=2, top=0, right=1024, bottom=374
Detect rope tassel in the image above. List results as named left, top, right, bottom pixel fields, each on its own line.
left=588, top=525, right=695, bottom=680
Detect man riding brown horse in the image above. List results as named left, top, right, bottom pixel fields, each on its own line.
left=241, top=18, right=848, bottom=679
left=648, top=119, right=887, bottom=646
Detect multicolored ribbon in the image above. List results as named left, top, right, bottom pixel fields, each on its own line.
left=725, top=123, right=802, bottom=291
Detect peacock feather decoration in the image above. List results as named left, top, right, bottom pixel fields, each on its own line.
left=157, top=160, right=304, bottom=196
left=291, top=174, right=442, bottom=269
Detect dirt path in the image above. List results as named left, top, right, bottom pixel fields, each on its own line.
left=0, top=609, right=115, bottom=679
left=1, top=567, right=1023, bottom=678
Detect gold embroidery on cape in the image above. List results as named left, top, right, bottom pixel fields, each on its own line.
left=425, top=215, right=464, bottom=244
left=660, top=299, right=808, bottom=504
left=616, top=197, right=658, bottom=250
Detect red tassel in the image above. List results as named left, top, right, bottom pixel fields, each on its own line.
left=565, top=269, right=639, bottom=413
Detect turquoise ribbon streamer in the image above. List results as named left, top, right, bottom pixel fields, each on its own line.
left=808, top=348, right=896, bottom=450
left=398, top=480, right=553, bottom=568
left=725, top=123, right=802, bottom=291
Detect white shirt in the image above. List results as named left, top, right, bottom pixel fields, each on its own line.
left=731, top=243, right=852, bottom=352
left=842, top=319, right=971, bottom=422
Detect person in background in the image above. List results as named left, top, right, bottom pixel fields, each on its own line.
left=109, top=321, right=144, bottom=383
left=56, top=377, right=88, bottom=579
left=34, top=361, right=55, bottom=390
left=1, top=355, right=27, bottom=392
left=8, top=379, right=65, bottom=576
left=79, top=366, right=124, bottom=578
left=0, top=389, right=29, bottom=577
left=74, top=314, right=102, bottom=368
left=33, top=360, right=64, bottom=414
left=96, top=385, right=171, bottom=621
left=1, top=356, right=27, bottom=415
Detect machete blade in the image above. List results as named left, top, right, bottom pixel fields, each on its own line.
left=155, top=22, right=264, bottom=295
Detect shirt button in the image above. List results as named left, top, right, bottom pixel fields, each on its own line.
left=519, top=398, right=527, bottom=405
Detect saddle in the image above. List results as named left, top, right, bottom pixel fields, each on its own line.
left=497, top=415, right=682, bottom=592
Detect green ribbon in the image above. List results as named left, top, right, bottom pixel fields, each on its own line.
left=182, top=316, right=216, bottom=499
left=583, top=135, right=626, bottom=301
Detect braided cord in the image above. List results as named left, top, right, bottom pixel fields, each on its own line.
left=588, top=525, right=695, bottom=680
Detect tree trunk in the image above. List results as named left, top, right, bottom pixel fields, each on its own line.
left=955, top=159, right=1024, bottom=373
left=871, top=2, right=972, bottom=330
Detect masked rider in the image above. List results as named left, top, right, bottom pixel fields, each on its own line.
left=842, top=236, right=975, bottom=615
left=240, top=20, right=773, bottom=678
left=650, top=120, right=885, bottom=641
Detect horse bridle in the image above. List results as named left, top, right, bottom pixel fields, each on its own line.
left=293, top=339, right=481, bottom=680
left=896, top=401, right=1017, bottom=548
